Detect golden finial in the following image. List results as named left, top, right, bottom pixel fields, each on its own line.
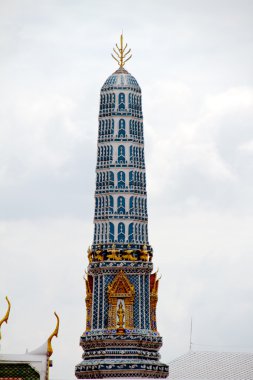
left=47, top=312, right=59, bottom=357
left=111, top=34, right=132, bottom=68
left=0, top=296, right=11, bottom=340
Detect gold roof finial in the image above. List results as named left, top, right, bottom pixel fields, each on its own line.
left=111, top=33, right=132, bottom=68
left=47, top=312, right=59, bottom=357
left=0, top=296, right=11, bottom=340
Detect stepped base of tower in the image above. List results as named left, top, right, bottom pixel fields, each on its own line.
left=75, top=331, right=169, bottom=379
left=75, top=360, right=168, bottom=379
left=75, top=260, right=168, bottom=378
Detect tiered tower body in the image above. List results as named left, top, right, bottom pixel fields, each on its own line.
left=75, top=37, right=169, bottom=379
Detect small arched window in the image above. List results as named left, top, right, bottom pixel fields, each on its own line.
left=130, top=146, right=133, bottom=162
left=118, top=222, right=125, bottom=242
left=112, top=93, right=115, bottom=109
left=141, top=224, right=145, bottom=243
left=94, top=224, right=97, bottom=243
left=133, top=147, right=136, bottom=162
left=137, top=172, right=140, bottom=188
left=109, top=171, right=114, bottom=187
left=129, top=196, right=134, bottom=214
left=128, top=93, right=132, bottom=110
left=118, top=119, right=126, bottom=137
left=106, top=146, right=110, bottom=161
left=118, top=145, right=125, bottom=164
left=134, top=171, right=137, bottom=186
left=117, top=171, right=125, bottom=188
left=109, top=222, right=114, bottom=242
left=97, top=223, right=101, bottom=242
left=105, top=223, right=108, bottom=243
left=129, top=171, right=133, bottom=187
left=137, top=122, right=140, bottom=138
left=134, top=121, right=138, bottom=136
left=128, top=223, right=134, bottom=242
left=129, top=120, right=133, bottom=135
left=135, top=223, right=138, bottom=242
left=141, top=198, right=145, bottom=215
left=138, top=224, right=141, bottom=242
left=134, top=197, right=138, bottom=214
left=109, top=195, right=114, bottom=214
left=101, top=223, right=104, bottom=242
left=117, top=196, right=125, bottom=214
left=118, top=93, right=125, bottom=110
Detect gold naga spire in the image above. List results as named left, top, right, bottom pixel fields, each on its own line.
left=47, top=312, right=60, bottom=357
left=0, top=296, right=11, bottom=340
left=111, top=34, right=132, bottom=68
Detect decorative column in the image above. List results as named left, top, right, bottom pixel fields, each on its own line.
left=75, top=35, right=169, bottom=379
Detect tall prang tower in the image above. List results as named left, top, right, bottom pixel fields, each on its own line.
left=75, top=35, right=169, bottom=379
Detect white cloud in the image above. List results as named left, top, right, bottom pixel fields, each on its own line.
left=238, top=140, right=253, bottom=154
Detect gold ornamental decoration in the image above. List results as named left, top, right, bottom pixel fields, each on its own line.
left=150, top=272, right=159, bottom=332
left=47, top=312, right=60, bottom=357
left=112, top=34, right=132, bottom=68
left=122, top=244, right=137, bottom=261
left=116, top=301, right=125, bottom=334
left=107, top=270, right=135, bottom=330
left=85, top=274, right=93, bottom=331
left=140, top=244, right=149, bottom=261
left=94, top=245, right=103, bottom=261
left=0, top=296, right=11, bottom=340
left=107, top=244, right=121, bottom=261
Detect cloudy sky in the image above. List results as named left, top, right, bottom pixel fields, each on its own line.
left=0, top=0, right=253, bottom=379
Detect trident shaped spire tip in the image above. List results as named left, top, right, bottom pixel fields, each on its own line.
left=111, top=34, right=132, bottom=68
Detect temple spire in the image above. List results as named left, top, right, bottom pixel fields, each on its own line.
left=111, top=34, right=132, bottom=67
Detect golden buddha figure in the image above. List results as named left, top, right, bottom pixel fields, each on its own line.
left=116, top=301, right=125, bottom=334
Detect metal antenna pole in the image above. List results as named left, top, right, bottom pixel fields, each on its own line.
left=189, top=317, right=193, bottom=351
